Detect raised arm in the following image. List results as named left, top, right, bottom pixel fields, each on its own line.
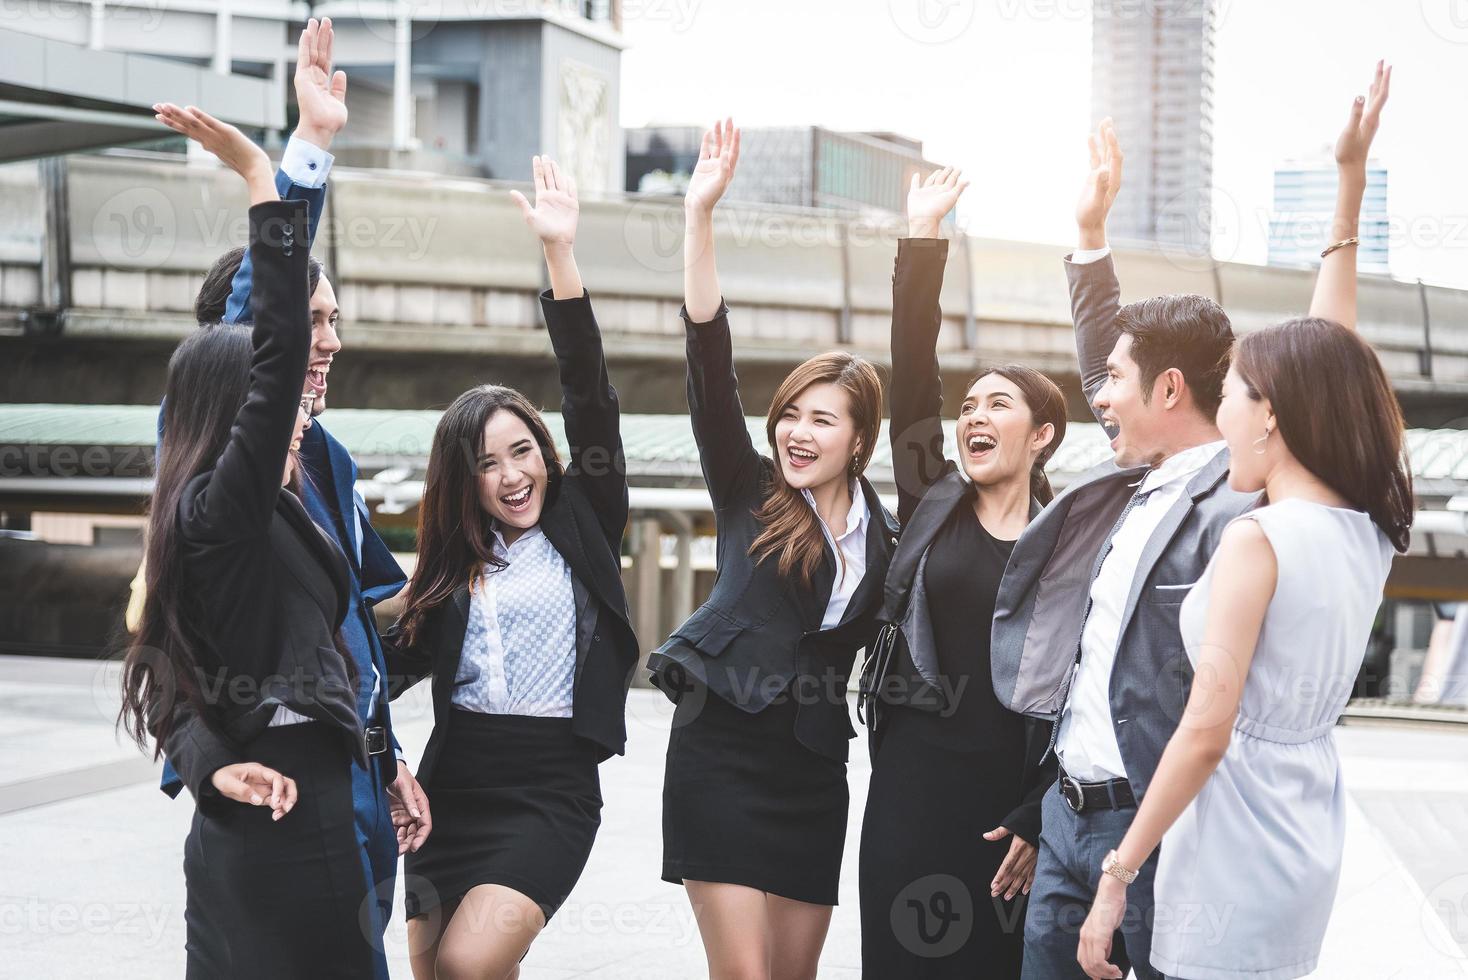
left=890, top=167, right=968, bottom=525
left=1066, top=118, right=1125, bottom=427
left=222, top=17, right=346, bottom=323
left=681, top=119, right=762, bottom=506
left=1309, top=61, right=1391, bottom=331
left=155, top=105, right=311, bottom=539
left=511, top=155, right=627, bottom=542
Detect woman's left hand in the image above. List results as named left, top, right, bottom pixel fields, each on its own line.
left=388, top=761, right=433, bottom=854
left=510, top=155, right=579, bottom=249
left=1077, top=877, right=1127, bottom=979
left=983, top=825, right=1038, bottom=899
left=154, top=103, right=276, bottom=205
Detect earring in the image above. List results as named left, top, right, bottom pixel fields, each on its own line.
left=1251, top=427, right=1272, bottom=455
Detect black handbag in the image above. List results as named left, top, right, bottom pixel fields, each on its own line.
left=856, top=620, right=902, bottom=749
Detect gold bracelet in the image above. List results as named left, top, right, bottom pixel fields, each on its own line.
left=1321, top=236, right=1360, bottom=258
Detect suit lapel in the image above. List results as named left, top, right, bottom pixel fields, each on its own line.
left=1116, top=446, right=1231, bottom=640
left=302, top=422, right=363, bottom=572
left=837, top=477, right=898, bottom=627
left=276, top=490, right=352, bottom=625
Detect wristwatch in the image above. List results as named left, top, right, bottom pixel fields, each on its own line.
left=1101, top=849, right=1139, bottom=885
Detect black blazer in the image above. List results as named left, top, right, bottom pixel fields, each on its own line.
left=863, top=237, right=1054, bottom=841
left=384, top=290, right=639, bottom=780
left=647, top=303, right=900, bottom=764
left=163, top=200, right=366, bottom=810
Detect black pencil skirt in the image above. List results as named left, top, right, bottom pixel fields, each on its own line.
left=182, top=721, right=372, bottom=979
left=404, top=709, right=603, bottom=922
left=662, top=684, right=849, bottom=906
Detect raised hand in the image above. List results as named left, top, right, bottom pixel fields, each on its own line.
left=1076, top=117, right=1123, bottom=249
left=685, top=118, right=741, bottom=217
left=1334, top=60, right=1390, bottom=172
left=210, top=762, right=298, bottom=821
left=154, top=103, right=275, bottom=205
left=907, top=166, right=968, bottom=239
left=510, top=155, right=580, bottom=248
left=294, top=17, right=348, bottom=149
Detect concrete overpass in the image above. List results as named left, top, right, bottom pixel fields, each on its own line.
left=1, top=153, right=1466, bottom=426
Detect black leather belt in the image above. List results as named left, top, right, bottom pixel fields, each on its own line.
left=365, top=726, right=389, bottom=756
left=1058, top=765, right=1136, bottom=813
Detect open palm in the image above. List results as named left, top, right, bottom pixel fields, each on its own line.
left=907, top=166, right=968, bottom=236
left=685, top=118, right=741, bottom=215
left=1334, top=60, right=1390, bottom=169
left=294, top=17, right=348, bottom=142
left=1076, top=117, right=1123, bottom=232
left=510, top=155, right=579, bottom=246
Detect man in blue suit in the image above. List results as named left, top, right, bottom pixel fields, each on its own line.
left=154, top=20, right=430, bottom=977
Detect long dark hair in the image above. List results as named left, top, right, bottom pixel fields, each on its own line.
left=395, top=386, right=564, bottom=649
left=967, top=365, right=1068, bottom=505
left=119, top=326, right=275, bottom=751
left=1233, top=317, right=1413, bottom=552
left=749, top=352, right=884, bottom=582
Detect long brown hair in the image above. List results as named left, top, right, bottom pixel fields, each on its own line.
left=749, top=352, right=884, bottom=582
left=395, top=385, right=564, bottom=648
left=968, top=364, right=1068, bottom=505
left=1233, top=317, right=1413, bottom=552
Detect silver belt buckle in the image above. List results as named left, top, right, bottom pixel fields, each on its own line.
left=364, top=726, right=389, bottom=756
left=1059, top=773, right=1086, bottom=813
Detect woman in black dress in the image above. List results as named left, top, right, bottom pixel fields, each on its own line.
left=857, top=168, right=1065, bottom=977
left=119, top=106, right=372, bottom=977
left=382, top=156, right=640, bottom=980
left=650, top=119, right=900, bottom=979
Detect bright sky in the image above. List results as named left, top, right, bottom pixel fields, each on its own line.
left=618, top=0, right=1468, bottom=288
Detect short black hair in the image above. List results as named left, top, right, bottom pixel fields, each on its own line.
left=194, top=246, right=325, bottom=326
left=1115, top=293, right=1233, bottom=421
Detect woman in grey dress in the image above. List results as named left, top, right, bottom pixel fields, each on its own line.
left=1077, top=62, right=1414, bottom=980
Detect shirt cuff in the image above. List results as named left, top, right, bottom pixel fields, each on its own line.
left=280, top=135, right=334, bottom=189
left=1069, top=245, right=1112, bottom=265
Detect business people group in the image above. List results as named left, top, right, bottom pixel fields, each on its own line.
left=119, top=27, right=1409, bottom=978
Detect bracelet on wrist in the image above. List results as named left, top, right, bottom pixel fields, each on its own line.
left=1321, top=236, right=1360, bottom=259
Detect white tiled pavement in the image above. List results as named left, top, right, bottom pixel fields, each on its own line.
left=3, top=656, right=1466, bottom=978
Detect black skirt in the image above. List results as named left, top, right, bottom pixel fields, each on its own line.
left=662, top=683, right=849, bottom=906
left=404, top=709, right=603, bottom=922
left=183, top=722, right=372, bottom=979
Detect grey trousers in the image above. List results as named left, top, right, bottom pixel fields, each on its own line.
left=1020, top=780, right=1164, bottom=980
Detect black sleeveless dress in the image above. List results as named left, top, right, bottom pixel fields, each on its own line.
left=859, top=500, right=1030, bottom=977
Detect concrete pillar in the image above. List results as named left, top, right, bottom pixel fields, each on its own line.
left=631, top=516, right=662, bottom=681
left=213, top=1, right=231, bottom=75
left=392, top=7, right=414, bottom=151
left=664, top=511, right=695, bottom=628
left=88, top=0, right=104, bottom=50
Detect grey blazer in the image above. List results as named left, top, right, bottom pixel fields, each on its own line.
left=989, top=253, right=1258, bottom=803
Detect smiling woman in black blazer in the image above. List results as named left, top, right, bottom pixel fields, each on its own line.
left=119, top=107, right=372, bottom=977
left=382, top=156, right=639, bottom=980
left=648, top=120, right=900, bottom=980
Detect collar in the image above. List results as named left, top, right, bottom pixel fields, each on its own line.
left=1139, top=440, right=1227, bottom=495
left=802, top=478, right=868, bottom=543
left=491, top=523, right=545, bottom=558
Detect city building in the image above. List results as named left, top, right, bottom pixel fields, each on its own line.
left=1268, top=158, right=1390, bottom=274
left=626, top=126, right=943, bottom=219
left=1090, top=0, right=1217, bottom=250
left=0, top=0, right=626, bottom=190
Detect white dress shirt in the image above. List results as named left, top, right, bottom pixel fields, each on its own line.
left=453, top=525, right=578, bottom=718
left=801, top=480, right=870, bottom=630
left=279, top=135, right=334, bottom=189
left=1055, top=440, right=1227, bottom=781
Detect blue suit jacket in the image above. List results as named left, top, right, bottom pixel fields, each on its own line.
left=161, top=167, right=408, bottom=797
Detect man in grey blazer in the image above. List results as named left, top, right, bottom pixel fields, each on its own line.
left=990, top=121, right=1258, bottom=979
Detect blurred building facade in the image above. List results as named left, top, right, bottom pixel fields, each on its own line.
left=1091, top=0, right=1217, bottom=250
left=1268, top=159, right=1390, bottom=274
left=0, top=0, right=626, bottom=190
left=626, top=126, right=942, bottom=218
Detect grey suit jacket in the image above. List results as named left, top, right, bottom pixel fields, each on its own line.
left=990, top=253, right=1258, bottom=803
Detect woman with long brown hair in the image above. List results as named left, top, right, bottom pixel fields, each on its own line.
left=648, top=120, right=900, bottom=980
left=1078, top=63, right=1412, bottom=980
left=856, top=168, right=1066, bottom=977
left=382, top=156, right=639, bottom=980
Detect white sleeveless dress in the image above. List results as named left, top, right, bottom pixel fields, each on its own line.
left=1150, top=499, right=1394, bottom=980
